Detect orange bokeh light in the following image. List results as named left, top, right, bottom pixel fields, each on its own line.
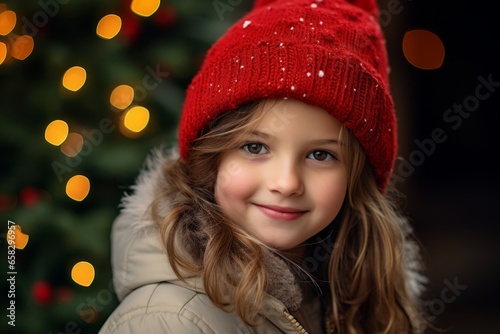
left=60, top=132, right=84, bottom=157
left=11, top=35, right=34, bottom=60
left=96, top=14, right=122, bottom=39
left=66, top=175, right=90, bottom=202
left=0, top=42, right=7, bottom=65
left=110, top=84, right=134, bottom=109
left=0, top=10, right=16, bottom=36
left=403, top=29, right=445, bottom=70
left=71, top=261, right=95, bottom=287
left=62, top=66, right=87, bottom=92
left=123, top=106, right=150, bottom=133
left=131, top=0, right=160, bottom=17
left=45, top=120, right=69, bottom=146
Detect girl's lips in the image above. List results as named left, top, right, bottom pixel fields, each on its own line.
left=255, top=204, right=308, bottom=221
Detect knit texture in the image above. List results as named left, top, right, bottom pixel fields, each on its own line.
left=178, top=0, right=397, bottom=189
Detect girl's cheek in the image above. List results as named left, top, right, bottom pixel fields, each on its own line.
left=314, top=175, right=347, bottom=208
left=216, top=160, right=258, bottom=198
left=216, top=160, right=243, bottom=190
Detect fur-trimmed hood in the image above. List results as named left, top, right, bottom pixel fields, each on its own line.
left=110, top=148, right=426, bottom=311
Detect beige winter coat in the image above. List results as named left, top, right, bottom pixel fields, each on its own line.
left=98, top=151, right=425, bottom=334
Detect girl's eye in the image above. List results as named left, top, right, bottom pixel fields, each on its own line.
left=241, top=143, right=269, bottom=155
left=308, top=150, right=336, bottom=162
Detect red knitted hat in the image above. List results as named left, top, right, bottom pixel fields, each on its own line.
left=178, top=0, right=397, bottom=189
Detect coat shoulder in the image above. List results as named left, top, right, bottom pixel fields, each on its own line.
left=99, top=282, right=248, bottom=334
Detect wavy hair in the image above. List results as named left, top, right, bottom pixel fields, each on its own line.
left=151, top=101, right=427, bottom=332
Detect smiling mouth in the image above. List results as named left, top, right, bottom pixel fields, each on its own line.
left=255, top=204, right=308, bottom=221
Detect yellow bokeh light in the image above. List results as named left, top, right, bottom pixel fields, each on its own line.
left=62, top=66, right=87, bottom=92
left=403, top=29, right=445, bottom=70
left=0, top=10, right=16, bottom=36
left=71, top=261, right=95, bottom=287
left=66, top=175, right=90, bottom=202
left=45, top=120, right=69, bottom=146
left=96, top=14, right=122, bottom=39
left=7, top=225, right=29, bottom=250
left=131, top=0, right=160, bottom=17
left=0, top=42, right=7, bottom=65
left=11, top=35, right=34, bottom=60
left=60, top=132, right=84, bottom=157
left=110, top=84, right=134, bottom=109
left=123, top=106, right=150, bottom=133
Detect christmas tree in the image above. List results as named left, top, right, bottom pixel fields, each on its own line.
left=0, top=0, right=251, bottom=332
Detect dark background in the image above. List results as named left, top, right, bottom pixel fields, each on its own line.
left=1, top=0, right=499, bottom=333
left=388, top=0, right=500, bottom=332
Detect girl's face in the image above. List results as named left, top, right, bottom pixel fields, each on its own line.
left=215, top=99, right=347, bottom=250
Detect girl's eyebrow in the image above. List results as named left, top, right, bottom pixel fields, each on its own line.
left=309, top=139, right=341, bottom=145
left=248, top=130, right=272, bottom=139
left=248, top=130, right=341, bottom=145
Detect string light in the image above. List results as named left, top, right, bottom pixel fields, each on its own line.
left=123, top=106, right=150, bottom=133
left=0, top=9, right=16, bottom=36
left=66, top=175, right=90, bottom=202
left=110, top=84, right=134, bottom=109
left=62, top=66, right=87, bottom=92
left=0, top=42, right=6, bottom=65
left=131, top=0, right=160, bottom=17
left=403, top=29, right=445, bottom=70
left=45, top=120, right=69, bottom=146
left=96, top=14, right=122, bottom=39
left=11, top=35, right=34, bottom=60
left=71, top=261, right=95, bottom=287
left=60, top=132, right=84, bottom=157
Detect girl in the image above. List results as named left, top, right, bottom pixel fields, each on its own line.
left=100, top=0, right=427, bottom=333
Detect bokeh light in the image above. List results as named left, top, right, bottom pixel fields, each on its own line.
left=80, top=305, right=99, bottom=324
left=66, top=175, right=90, bottom=202
left=403, top=29, right=445, bottom=70
left=96, top=14, right=122, bottom=39
left=110, top=84, right=134, bottom=109
left=62, top=66, right=87, bottom=92
left=131, top=0, right=160, bottom=17
left=11, top=35, right=34, bottom=60
left=0, top=10, right=16, bottom=36
left=123, top=106, right=150, bottom=133
left=0, top=42, right=6, bottom=65
left=60, top=132, right=84, bottom=157
left=7, top=225, right=29, bottom=250
left=71, top=261, right=95, bottom=287
left=45, top=120, right=69, bottom=146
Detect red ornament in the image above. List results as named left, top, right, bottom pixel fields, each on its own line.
left=20, top=187, right=39, bottom=207
left=32, top=281, right=52, bottom=305
left=154, top=5, right=177, bottom=28
left=120, top=10, right=141, bottom=42
left=0, top=193, right=15, bottom=211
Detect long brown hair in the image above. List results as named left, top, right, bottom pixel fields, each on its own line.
left=151, top=101, right=427, bottom=332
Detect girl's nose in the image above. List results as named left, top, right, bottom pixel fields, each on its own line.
left=267, top=160, right=304, bottom=197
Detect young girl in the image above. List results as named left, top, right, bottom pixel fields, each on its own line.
left=99, top=0, right=428, bottom=333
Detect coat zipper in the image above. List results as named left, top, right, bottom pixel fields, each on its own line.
left=283, top=310, right=336, bottom=334
left=283, top=311, right=308, bottom=334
